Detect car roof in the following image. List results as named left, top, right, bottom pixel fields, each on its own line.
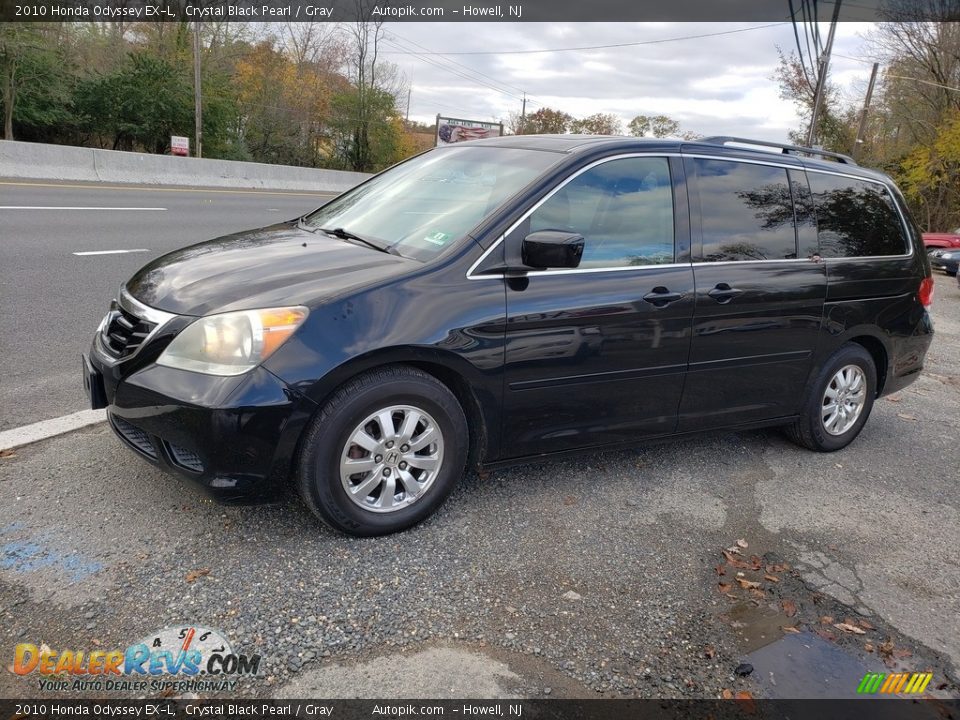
left=452, top=134, right=890, bottom=182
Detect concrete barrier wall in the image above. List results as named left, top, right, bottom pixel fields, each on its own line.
left=0, top=140, right=371, bottom=192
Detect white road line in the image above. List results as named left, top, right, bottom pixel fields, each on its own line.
left=0, top=206, right=167, bottom=210
left=0, top=409, right=107, bottom=451
left=73, top=249, right=150, bottom=256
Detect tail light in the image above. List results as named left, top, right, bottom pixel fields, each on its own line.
left=919, top=277, right=934, bottom=308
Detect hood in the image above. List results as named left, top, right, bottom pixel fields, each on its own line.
left=126, top=223, right=418, bottom=316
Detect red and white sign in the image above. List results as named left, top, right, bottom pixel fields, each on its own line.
left=171, top=136, right=190, bottom=157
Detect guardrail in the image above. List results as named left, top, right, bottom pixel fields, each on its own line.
left=0, top=140, right=370, bottom=193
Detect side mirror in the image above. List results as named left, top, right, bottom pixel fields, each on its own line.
left=521, top=230, right=584, bottom=269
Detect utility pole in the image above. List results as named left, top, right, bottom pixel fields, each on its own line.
left=520, top=92, right=527, bottom=134
left=405, top=89, right=411, bottom=126
left=193, top=21, right=203, bottom=159
left=806, top=0, right=842, bottom=148
left=853, top=62, right=879, bottom=160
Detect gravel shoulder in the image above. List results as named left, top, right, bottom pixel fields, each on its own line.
left=2, top=274, right=958, bottom=699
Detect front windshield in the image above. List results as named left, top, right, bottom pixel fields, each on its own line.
left=304, top=146, right=560, bottom=261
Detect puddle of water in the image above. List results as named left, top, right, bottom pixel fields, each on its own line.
left=745, top=631, right=873, bottom=699
left=725, top=601, right=794, bottom=652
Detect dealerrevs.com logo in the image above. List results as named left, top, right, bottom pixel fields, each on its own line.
left=13, top=626, right=262, bottom=693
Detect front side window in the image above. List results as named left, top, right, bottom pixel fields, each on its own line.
left=527, top=157, right=675, bottom=268
left=808, top=172, right=908, bottom=257
left=305, top=146, right=559, bottom=262
left=693, top=159, right=798, bottom=262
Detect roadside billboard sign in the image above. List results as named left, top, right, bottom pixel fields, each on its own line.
left=171, top=136, right=190, bottom=157
left=435, top=116, right=503, bottom=146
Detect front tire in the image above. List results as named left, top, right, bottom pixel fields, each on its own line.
left=298, top=365, right=468, bottom=536
left=785, top=343, right=877, bottom=452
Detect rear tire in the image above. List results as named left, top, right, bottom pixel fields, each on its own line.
left=785, top=343, right=876, bottom=452
left=298, top=365, right=468, bottom=536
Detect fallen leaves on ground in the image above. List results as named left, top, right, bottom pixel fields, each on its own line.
left=766, top=562, right=789, bottom=573
left=897, top=412, right=918, bottom=421
left=722, top=550, right=751, bottom=569
left=704, top=645, right=716, bottom=659
left=782, top=625, right=801, bottom=633
left=865, top=643, right=874, bottom=652
left=781, top=599, right=798, bottom=617
left=185, top=568, right=210, bottom=583
left=721, top=689, right=734, bottom=700
left=718, top=582, right=733, bottom=594
left=0, top=449, right=15, bottom=459
left=736, top=578, right=761, bottom=590
left=736, top=538, right=749, bottom=549
left=562, top=495, right=577, bottom=506
left=858, top=618, right=875, bottom=630
left=735, top=691, right=754, bottom=700
left=820, top=615, right=835, bottom=625
left=715, top=564, right=726, bottom=576
left=834, top=622, right=867, bottom=635
left=764, top=574, right=779, bottom=583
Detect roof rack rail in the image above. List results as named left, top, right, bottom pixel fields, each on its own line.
left=698, top=136, right=857, bottom=165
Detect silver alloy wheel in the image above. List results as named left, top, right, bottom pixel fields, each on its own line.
left=339, top=404, right=444, bottom=513
left=821, top=364, right=867, bottom=436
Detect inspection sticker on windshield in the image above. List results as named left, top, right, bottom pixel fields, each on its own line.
left=424, top=231, right=453, bottom=246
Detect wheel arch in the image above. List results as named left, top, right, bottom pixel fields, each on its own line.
left=289, top=346, right=498, bottom=472
left=846, top=334, right=889, bottom=396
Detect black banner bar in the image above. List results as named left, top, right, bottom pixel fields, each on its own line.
left=1, top=699, right=959, bottom=720
left=2, top=0, right=960, bottom=23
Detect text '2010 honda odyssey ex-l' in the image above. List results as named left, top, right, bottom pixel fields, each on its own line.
left=84, top=135, right=934, bottom=536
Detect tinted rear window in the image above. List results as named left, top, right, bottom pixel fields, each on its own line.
left=808, top=173, right=908, bottom=257
left=693, top=159, right=798, bottom=261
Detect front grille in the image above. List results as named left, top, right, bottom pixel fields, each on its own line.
left=101, top=307, right=156, bottom=360
left=167, top=443, right=204, bottom=473
left=111, top=416, right=158, bottom=459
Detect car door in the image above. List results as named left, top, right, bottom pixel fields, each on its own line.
left=677, top=156, right=827, bottom=431
left=497, top=155, right=695, bottom=458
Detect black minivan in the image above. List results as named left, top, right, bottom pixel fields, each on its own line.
left=84, top=135, right=935, bottom=536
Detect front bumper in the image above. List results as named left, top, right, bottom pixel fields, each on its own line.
left=87, top=343, right=314, bottom=504
left=929, top=253, right=959, bottom=274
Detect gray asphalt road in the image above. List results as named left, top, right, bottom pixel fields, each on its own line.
left=0, top=180, right=337, bottom=430
left=1, top=274, right=958, bottom=700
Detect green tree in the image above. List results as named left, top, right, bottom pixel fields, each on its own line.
left=75, top=52, right=193, bottom=153
left=0, top=25, right=70, bottom=141
left=628, top=114, right=681, bottom=138
left=524, top=107, right=573, bottom=134
left=570, top=112, right=623, bottom=135
left=773, top=49, right=853, bottom=152
left=898, top=110, right=960, bottom=231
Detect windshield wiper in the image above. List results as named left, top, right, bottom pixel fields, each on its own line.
left=319, top=227, right=395, bottom=255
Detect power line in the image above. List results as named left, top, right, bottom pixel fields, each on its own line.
left=789, top=0, right=817, bottom=92
left=382, top=37, right=526, bottom=102
left=832, top=52, right=960, bottom=94
left=380, top=22, right=790, bottom=57
left=388, top=29, right=530, bottom=97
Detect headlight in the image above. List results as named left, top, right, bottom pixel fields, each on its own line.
left=156, top=307, right=308, bottom=376
left=943, top=252, right=955, bottom=259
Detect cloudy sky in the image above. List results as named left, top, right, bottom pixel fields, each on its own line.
left=378, top=22, right=879, bottom=141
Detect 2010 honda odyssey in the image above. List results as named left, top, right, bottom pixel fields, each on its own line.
left=84, top=135, right=935, bottom=536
